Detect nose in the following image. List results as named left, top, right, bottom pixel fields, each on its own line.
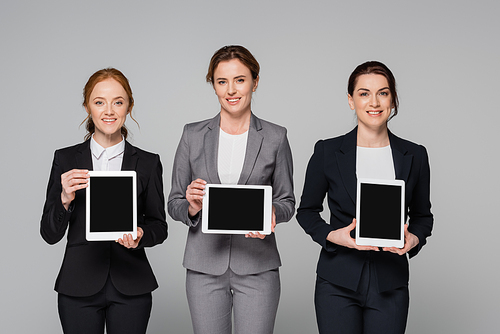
left=105, top=103, right=115, bottom=115
left=370, top=94, right=380, bottom=107
left=228, top=81, right=236, bottom=95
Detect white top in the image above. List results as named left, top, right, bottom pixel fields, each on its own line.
left=356, top=145, right=395, bottom=180
left=90, top=135, right=125, bottom=172
left=218, top=129, right=248, bottom=184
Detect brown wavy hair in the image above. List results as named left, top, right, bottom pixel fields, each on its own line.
left=81, top=68, right=137, bottom=140
left=206, top=45, right=260, bottom=85
left=348, top=61, right=399, bottom=121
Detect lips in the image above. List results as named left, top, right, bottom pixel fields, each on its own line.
left=227, top=98, right=241, bottom=103
left=367, top=110, right=382, bottom=115
left=102, top=118, right=117, bottom=123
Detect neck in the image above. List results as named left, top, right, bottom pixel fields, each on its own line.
left=93, top=132, right=123, bottom=148
left=357, top=123, right=390, bottom=148
left=220, top=110, right=251, bottom=135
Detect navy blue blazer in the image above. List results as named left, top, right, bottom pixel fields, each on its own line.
left=296, top=127, right=433, bottom=292
left=40, top=140, right=168, bottom=297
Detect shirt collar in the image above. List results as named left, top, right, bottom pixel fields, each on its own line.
left=90, top=135, right=125, bottom=160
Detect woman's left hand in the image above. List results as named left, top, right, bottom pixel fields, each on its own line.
left=383, top=224, right=419, bottom=255
left=117, top=227, right=144, bottom=249
left=245, top=206, right=276, bottom=239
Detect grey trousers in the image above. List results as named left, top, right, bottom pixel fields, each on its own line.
left=186, top=268, right=280, bottom=334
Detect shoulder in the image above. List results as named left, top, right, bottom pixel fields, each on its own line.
left=54, top=141, right=89, bottom=157
left=184, top=117, right=214, bottom=133
left=127, top=142, right=160, bottom=162
left=315, top=132, right=350, bottom=152
left=253, top=115, right=288, bottom=141
left=389, top=132, right=429, bottom=157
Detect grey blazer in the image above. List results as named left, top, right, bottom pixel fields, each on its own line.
left=168, top=113, right=295, bottom=275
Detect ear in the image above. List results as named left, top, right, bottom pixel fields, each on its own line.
left=252, top=75, right=259, bottom=92
left=347, top=94, right=355, bottom=110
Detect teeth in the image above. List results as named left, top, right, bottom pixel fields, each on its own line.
left=368, top=111, right=381, bottom=115
left=228, top=98, right=239, bottom=102
left=103, top=119, right=116, bottom=122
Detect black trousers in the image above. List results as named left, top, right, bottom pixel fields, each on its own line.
left=315, top=261, right=409, bottom=334
left=58, top=276, right=152, bottom=334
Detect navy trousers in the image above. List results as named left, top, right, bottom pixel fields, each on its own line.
left=315, top=260, right=409, bottom=334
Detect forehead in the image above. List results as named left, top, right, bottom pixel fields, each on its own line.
left=354, top=74, right=389, bottom=90
left=214, top=59, right=251, bottom=77
left=91, top=78, right=127, bottom=97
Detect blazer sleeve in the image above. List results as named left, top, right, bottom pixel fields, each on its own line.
left=40, top=150, right=73, bottom=245
left=271, top=129, right=295, bottom=224
left=136, top=154, right=168, bottom=249
left=407, top=145, right=433, bottom=258
left=167, top=125, right=200, bottom=227
left=296, top=140, right=336, bottom=251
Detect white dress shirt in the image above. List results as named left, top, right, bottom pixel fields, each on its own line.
left=218, top=129, right=248, bottom=184
left=356, top=145, right=395, bottom=180
left=90, top=135, right=125, bottom=172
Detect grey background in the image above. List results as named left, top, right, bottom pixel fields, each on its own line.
left=1, top=0, right=498, bottom=333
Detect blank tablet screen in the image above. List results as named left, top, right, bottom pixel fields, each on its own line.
left=89, top=176, right=133, bottom=232
left=359, top=183, right=401, bottom=240
left=207, top=187, right=264, bottom=231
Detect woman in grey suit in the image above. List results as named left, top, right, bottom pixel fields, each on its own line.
left=168, top=45, right=295, bottom=334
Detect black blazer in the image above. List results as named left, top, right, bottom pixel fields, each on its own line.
left=297, top=127, right=433, bottom=292
left=40, top=140, right=168, bottom=297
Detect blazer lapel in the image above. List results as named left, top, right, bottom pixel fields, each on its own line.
left=336, top=127, right=358, bottom=204
left=204, top=114, right=221, bottom=184
left=389, top=131, right=413, bottom=182
left=76, top=140, right=93, bottom=170
left=238, top=114, right=263, bottom=185
left=121, top=141, right=138, bottom=171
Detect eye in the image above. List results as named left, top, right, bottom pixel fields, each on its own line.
left=236, top=78, right=244, bottom=83
left=360, top=92, right=368, bottom=97
left=218, top=80, right=226, bottom=85
left=115, top=101, right=123, bottom=105
left=95, top=101, right=103, bottom=105
left=380, top=91, right=389, bottom=96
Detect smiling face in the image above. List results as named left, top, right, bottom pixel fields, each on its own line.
left=348, top=74, right=393, bottom=131
left=213, top=59, right=259, bottom=118
left=85, top=78, right=130, bottom=147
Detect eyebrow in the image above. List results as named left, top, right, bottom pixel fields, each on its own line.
left=357, top=87, right=390, bottom=92
left=216, top=75, right=247, bottom=81
left=92, top=96, right=125, bottom=100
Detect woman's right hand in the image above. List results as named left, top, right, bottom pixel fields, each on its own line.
left=326, top=218, right=379, bottom=251
left=186, top=178, right=207, bottom=217
left=61, top=169, right=89, bottom=210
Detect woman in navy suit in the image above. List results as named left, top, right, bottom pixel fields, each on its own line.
left=297, top=61, right=433, bottom=334
left=40, top=68, right=168, bottom=334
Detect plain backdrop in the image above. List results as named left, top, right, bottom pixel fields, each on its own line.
left=1, top=0, right=498, bottom=333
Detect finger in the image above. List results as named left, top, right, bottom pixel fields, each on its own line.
left=66, top=183, right=89, bottom=193
left=127, top=233, right=136, bottom=247
left=188, top=179, right=207, bottom=190
left=346, top=219, right=357, bottom=231
left=187, top=189, right=206, bottom=197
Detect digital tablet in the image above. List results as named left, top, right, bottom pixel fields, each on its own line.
left=356, top=178, right=405, bottom=248
left=201, top=184, right=273, bottom=235
left=86, top=171, right=137, bottom=241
